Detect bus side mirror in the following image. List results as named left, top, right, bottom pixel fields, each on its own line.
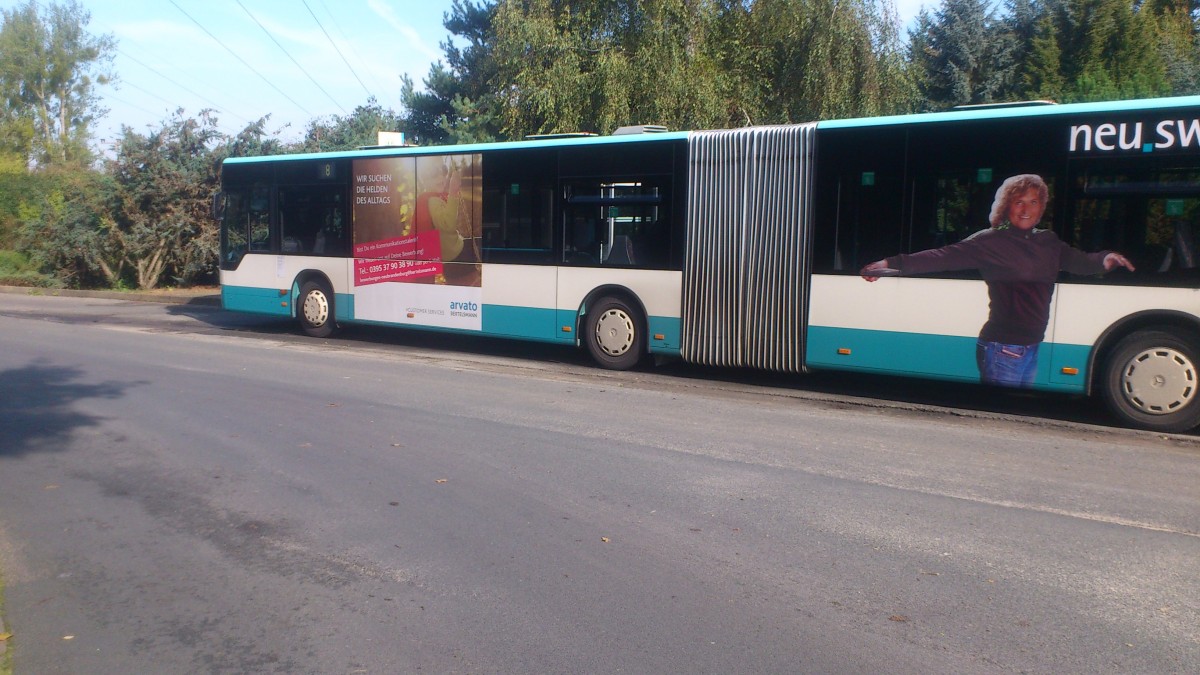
left=212, top=192, right=226, bottom=222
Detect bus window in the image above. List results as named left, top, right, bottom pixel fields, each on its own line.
left=220, top=182, right=270, bottom=268
left=812, top=126, right=907, bottom=273
left=1067, top=162, right=1200, bottom=282
left=247, top=183, right=272, bottom=253
left=481, top=148, right=555, bottom=264
left=278, top=184, right=349, bottom=256
left=481, top=184, right=554, bottom=258
left=562, top=180, right=670, bottom=268
left=906, top=168, right=1056, bottom=269
left=826, top=169, right=905, bottom=272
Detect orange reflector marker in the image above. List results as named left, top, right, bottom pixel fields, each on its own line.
left=562, top=326, right=572, bottom=333
left=653, top=333, right=665, bottom=341
left=1061, top=367, right=1079, bottom=375
left=407, top=312, right=416, bottom=319
left=837, top=348, right=852, bottom=355
left=279, top=289, right=288, bottom=296
left=281, top=302, right=288, bottom=308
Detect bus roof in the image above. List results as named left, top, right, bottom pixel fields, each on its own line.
left=224, top=94, right=1200, bottom=165
left=817, top=94, right=1200, bottom=130
left=223, top=128, right=692, bottom=165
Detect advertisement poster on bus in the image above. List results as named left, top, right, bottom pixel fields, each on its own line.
left=351, top=153, right=483, bottom=330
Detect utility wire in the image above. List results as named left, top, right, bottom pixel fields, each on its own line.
left=116, top=47, right=256, bottom=127
left=107, top=79, right=241, bottom=137
left=166, top=0, right=315, bottom=119
left=103, top=91, right=167, bottom=122
left=235, top=0, right=347, bottom=116
left=301, top=0, right=374, bottom=100
left=95, top=19, right=258, bottom=134
left=316, top=0, right=387, bottom=98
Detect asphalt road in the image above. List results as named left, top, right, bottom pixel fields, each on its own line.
left=0, top=293, right=1197, bottom=674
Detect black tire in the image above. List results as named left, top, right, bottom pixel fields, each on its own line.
left=297, top=280, right=337, bottom=338
left=584, top=296, right=645, bottom=370
left=1100, top=330, right=1200, bottom=433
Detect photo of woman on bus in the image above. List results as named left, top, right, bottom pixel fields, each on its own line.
left=860, top=173, right=1137, bottom=387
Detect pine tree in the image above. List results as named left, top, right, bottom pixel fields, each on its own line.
left=911, top=0, right=996, bottom=108
left=1023, top=11, right=1067, bottom=99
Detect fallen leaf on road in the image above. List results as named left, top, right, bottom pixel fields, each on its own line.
left=889, top=615, right=909, bottom=623
left=601, top=537, right=610, bottom=543
left=44, top=484, right=59, bottom=490
left=435, top=479, right=448, bottom=484
left=62, top=635, right=75, bottom=640
left=0, top=632, right=12, bottom=641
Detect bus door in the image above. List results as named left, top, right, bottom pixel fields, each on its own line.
left=479, top=155, right=559, bottom=341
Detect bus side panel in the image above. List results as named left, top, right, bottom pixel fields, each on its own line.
left=222, top=284, right=292, bottom=317
left=806, top=274, right=1072, bottom=386
left=556, top=267, right=683, bottom=353
left=221, top=254, right=353, bottom=319
left=1048, top=284, right=1200, bottom=387
left=480, top=264, right=559, bottom=341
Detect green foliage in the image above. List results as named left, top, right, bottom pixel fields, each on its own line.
left=748, top=0, right=916, bottom=122
left=0, top=248, right=59, bottom=287
left=0, top=0, right=114, bottom=167
left=15, top=165, right=112, bottom=288
left=1023, top=11, right=1066, bottom=99
left=400, top=1, right=502, bottom=145
left=911, top=0, right=1000, bottom=107
left=910, top=0, right=1186, bottom=108
left=219, top=117, right=286, bottom=161
left=104, top=110, right=224, bottom=289
left=294, top=98, right=408, bottom=153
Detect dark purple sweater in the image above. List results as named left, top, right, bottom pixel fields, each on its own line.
left=886, top=226, right=1110, bottom=345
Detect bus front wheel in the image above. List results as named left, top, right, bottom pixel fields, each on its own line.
left=298, top=280, right=337, bottom=338
left=1100, top=330, right=1200, bottom=433
left=584, top=296, right=645, bottom=371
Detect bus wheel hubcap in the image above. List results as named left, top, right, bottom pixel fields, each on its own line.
left=595, top=309, right=634, bottom=356
left=1121, top=347, right=1197, bottom=415
left=304, top=291, right=329, bottom=326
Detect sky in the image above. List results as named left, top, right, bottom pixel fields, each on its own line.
left=4, top=0, right=931, bottom=147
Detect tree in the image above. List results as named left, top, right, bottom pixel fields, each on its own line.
left=104, top=111, right=224, bottom=289
left=294, top=98, right=408, bottom=153
left=0, top=0, right=114, bottom=166
left=1152, top=0, right=1200, bottom=94
left=988, top=0, right=1042, bottom=101
left=15, top=165, right=112, bottom=288
left=749, top=0, right=915, bottom=122
left=401, top=0, right=502, bottom=144
left=911, top=0, right=999, bottom=108
left=1023, top=10, right=1067, bottom=99
left=221, top=116, right=286, bottom=160
left=1063, top=0, right=1168, bottom=101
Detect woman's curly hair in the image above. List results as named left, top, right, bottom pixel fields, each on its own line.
left=989, top=174, right=1049, bottom=227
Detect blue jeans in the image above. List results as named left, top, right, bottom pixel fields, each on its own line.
left=976, top=341, right=1039, bottom=387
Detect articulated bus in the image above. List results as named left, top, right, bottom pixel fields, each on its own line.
left=218, top=95, right=1200, bottom=432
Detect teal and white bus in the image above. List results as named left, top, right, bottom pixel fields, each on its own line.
left=219, top=95, right=1200, bottom=432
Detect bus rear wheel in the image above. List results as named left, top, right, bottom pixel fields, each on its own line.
left=298, top=280, right=337, bottom=338
left=1100, top=330, right=1200, bottom=433
left=584, top=296, right=645, bottom=371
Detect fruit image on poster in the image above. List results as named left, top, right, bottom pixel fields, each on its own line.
left=352, top=154, right=484, bottom=330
